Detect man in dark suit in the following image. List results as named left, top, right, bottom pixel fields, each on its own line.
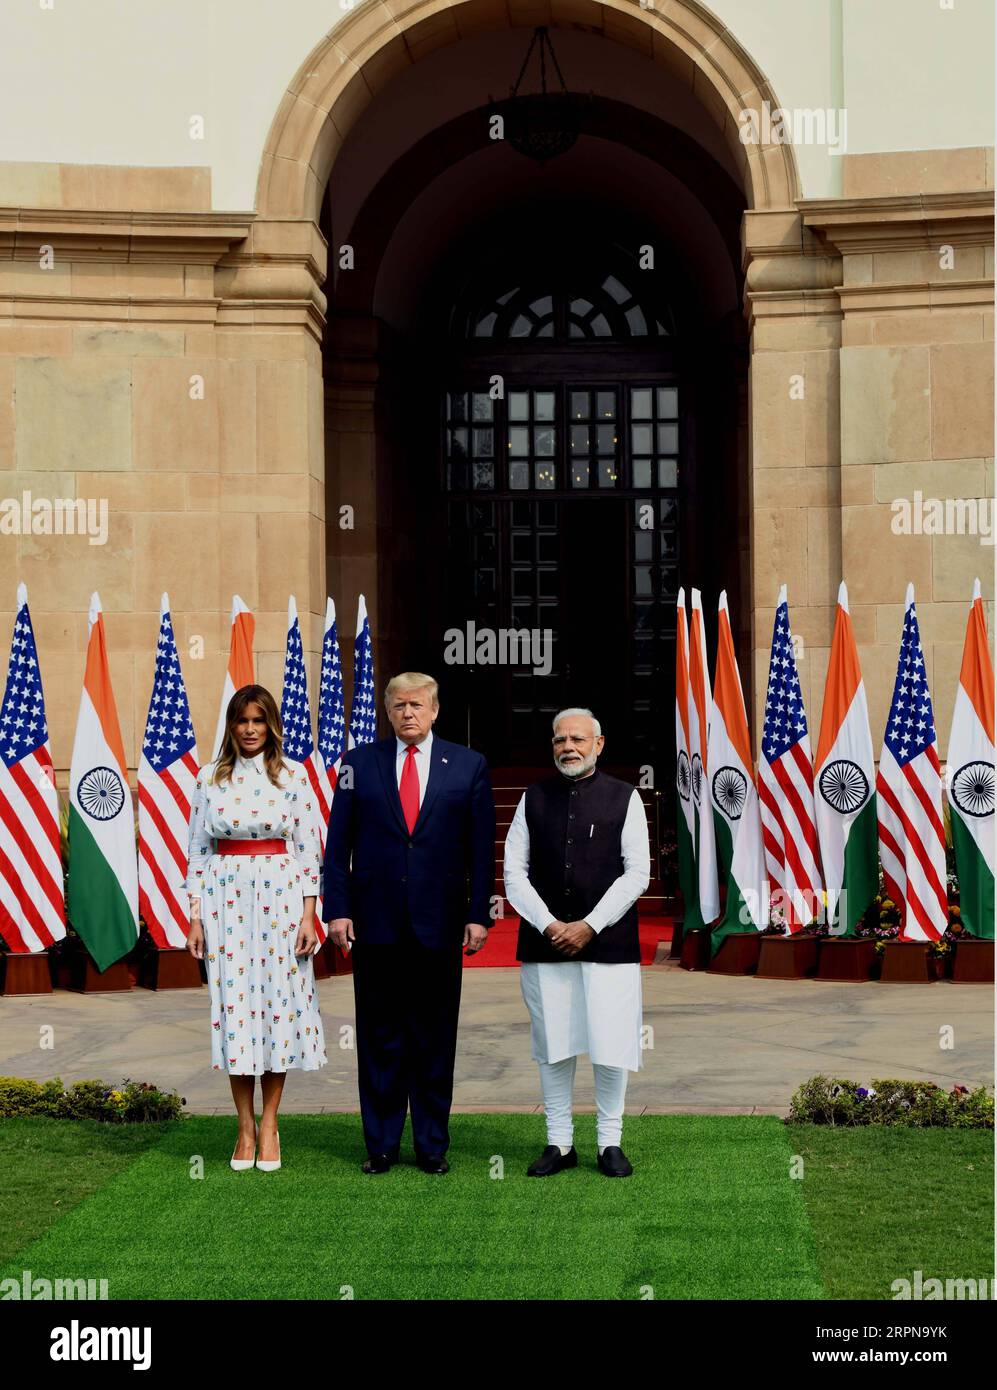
left=323, top=672, right=495, bottom=1174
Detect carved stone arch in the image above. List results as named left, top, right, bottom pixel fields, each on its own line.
left=256, top=0, right=800, bottom=222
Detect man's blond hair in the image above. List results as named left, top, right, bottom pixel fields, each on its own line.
left=384, top=672, right=439, bottom=709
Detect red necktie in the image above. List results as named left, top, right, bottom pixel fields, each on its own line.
left=399, top=743, right=420, bottom=833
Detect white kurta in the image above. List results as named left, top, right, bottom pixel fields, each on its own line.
left=503, top=783, right=649, bottom=1072
left=185, top=751, right=327, bottom=1076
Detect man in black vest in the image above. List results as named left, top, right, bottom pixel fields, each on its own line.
left=503, top=708, right=650, bottom=1177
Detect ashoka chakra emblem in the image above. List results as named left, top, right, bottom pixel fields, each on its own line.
left=78, top=765, right=126, bottom=821
left=712, top=766, right=748, bottom=821
left=951, top=761, right=995, bottom=818
left=818, top=759, right=869, bottom=815
left=691, top=753, right=703, bottom=805
left=676, top=750, right=691, bottom=802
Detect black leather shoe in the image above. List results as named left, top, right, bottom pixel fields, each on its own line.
left=597, top=1146, right=633, bottom=1177
left=362, top=1153, right=397, bottom=1174
left=416, top=1153, right=450, bottom=1175
left=527, top=1145, right=578, bottom=1177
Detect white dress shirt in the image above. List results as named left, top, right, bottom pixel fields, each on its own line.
left=503, top=781, right=650, bottom=933
left=395, top=730, right=433, bottom=808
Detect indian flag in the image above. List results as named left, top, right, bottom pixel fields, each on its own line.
left=814, top=582, right=878, bottom=936
left=674, top=589, right=704, bottom=934
left=68, top=593, right=139, bottom=972
left=689, top=588, right=719, bottom=923
left=211, top=594, right=255, bottom=758
left=946, top=578, right=995, bottom=940
left=708, top=591, right=768, bottom=953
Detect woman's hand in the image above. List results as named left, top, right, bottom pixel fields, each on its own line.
left=294, top=916, right=320, bottom=957
left=186, top=919, right=205, bottom=960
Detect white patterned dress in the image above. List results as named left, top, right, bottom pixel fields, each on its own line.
left=184, top=750, right=328, bottom=1075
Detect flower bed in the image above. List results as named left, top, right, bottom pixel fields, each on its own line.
left=0, top=1076, right=185, bottom=1122
left=787, top=1074, right=993, bottom=1127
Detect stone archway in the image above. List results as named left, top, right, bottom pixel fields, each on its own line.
left=256, top=0, right=800, bottom=223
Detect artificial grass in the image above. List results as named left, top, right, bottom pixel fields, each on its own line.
left=0, top=1115, right=991, bottom=1300
left=786, top=1124, right=995, bottom=1301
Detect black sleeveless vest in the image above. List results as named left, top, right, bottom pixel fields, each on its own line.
left=515, top=769, right=641, bottom=964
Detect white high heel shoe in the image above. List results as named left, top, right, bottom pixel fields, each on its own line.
left=230, top=1131, right=257, bottom=1171
left=256, top=1130, right=281, bottom=1172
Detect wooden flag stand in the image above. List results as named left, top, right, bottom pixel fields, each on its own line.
left=709, top=933, right=761, bottom=974
left=0, top=951, right=54, bottom=995
left=69, top=955, right=132, bottom=991
left=756, top=935, right=820, bottom=979
left=951, top=938, right=994, bottom=982
left=139, top=949, right=204, bottom=990
left=879, top=940, right=943, bottom=983
left=314, top=938, right=352, bottom=977
left=679, top=928, right=711, bottom=971
left=815, top=937, right=878, bottom=981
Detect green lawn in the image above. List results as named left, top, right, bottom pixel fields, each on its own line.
left=0, top=1115, right=991, bottom=1300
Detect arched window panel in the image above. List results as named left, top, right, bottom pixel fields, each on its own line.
left=458, top=266, right=672, bottom=341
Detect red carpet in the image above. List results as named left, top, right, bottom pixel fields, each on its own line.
left=463, top=916, right=674, bottom=968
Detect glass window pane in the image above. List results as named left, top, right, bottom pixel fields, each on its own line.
left=570, top=391, right=589, bottom=420
left=596, top=423, right=616, bottom=455
left=449, top=392, right=467, bottom=420
left=448, top=427, right=468, bottom=456
left=602, top=275, right=628, bottom=304
left=512, top=569, right=533, bottom=598
left=531, top=296, right=553, bottom=317
left=472, top=427, right=493, bottom=457
left=599, top=459, right=618, bottom=487
left=511, top=314, right=532, bottom=337
left=509, top=460, right=529, bottom=489
left=533, top=426, right=555, bottom=457
left=472, top=460, right=494, bottom=489
left=471, top=393, right=493, bottom=421
left=596, top=391, right=615, bottom=419
left=570, top=424, right=589, bottom=454
left=657, top=423, right=679, bottom=454
left=534, top=391, right=556, bottom=421
left=657, top=387, right=678, bottom=418
left=534, top=462, right=556, bottom=489
left=570, top=298, right=592, bottom=316
left=591, top=313, right=611, bottom=337
left=634, top=567, right=653, bottom=597
left=508, top=426, right=529, bottom=456
left=448, top=461, right=468, bottom=489
left=624, top=306, right=647, bottom=336
left=634, top=531, right=653, bottom=561
left=658, top=459, right=678, bottom=488
left=473, top=313, right=497, bottom=337
left=631, top=388, right=652, bottom=420
left=571, top=461, right=590, bottom=487
left=537, top=533, right=558, bottom=562
left=631, top=424, right=653, bottom=454
left=633, top=458, right=652, bottom=488
left=509, top=392, right=530, bottom=421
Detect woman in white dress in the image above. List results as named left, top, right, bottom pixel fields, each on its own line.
left=184, top=684, right=327, bottom=1171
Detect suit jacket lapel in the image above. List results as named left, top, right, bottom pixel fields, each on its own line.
left=375, top=738, right=408, bottom=836
left=415, top=736, right=450, bottom=832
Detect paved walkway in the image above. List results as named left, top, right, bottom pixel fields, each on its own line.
left=0, top=963, right=991, bottom=1117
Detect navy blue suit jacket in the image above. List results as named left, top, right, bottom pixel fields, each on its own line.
left=322, top=735, right=496, bottom=948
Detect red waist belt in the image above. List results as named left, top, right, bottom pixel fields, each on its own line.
left=216, top=839, right=288, bottom=856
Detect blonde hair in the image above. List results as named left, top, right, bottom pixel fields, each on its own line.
left=384, top=672, right=439, bottom=709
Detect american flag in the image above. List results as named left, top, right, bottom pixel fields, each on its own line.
left=138, top=594, right=199, bottom=949
left=0, top=584, right=66, bottom=952
left=758, top=586, right=823, bottom=928
left=281, top=595, right=330, bottom=937
left=348, top=594, right=377, bottom=748
left=876, top=585, right=948, bottom=941
left=317, top=597, right=346, bottom=790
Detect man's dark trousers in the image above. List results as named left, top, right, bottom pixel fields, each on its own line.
left=351, top=917, right=464, bottom=1158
